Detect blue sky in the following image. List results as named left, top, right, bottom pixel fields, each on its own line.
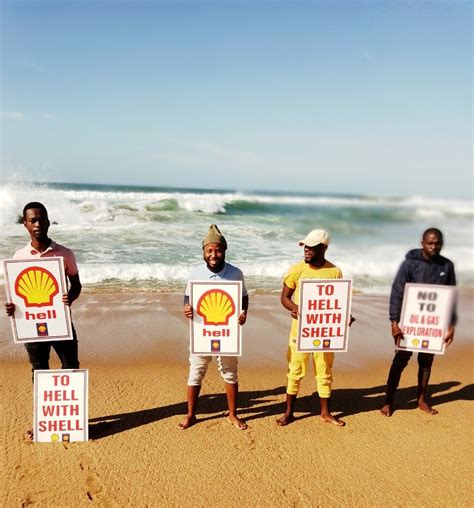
left=1, top=1, right=472, bottom=198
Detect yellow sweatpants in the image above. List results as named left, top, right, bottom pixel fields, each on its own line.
left=286, top=339, right=334, bottom=398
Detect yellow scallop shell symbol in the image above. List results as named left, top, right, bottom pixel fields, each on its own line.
left=412, top=339, right=420, bottom=346
left=197, top=289, right=235, bottom=325
left=15, top=266, right=59, bottom=307
left=51, top=434, right=59, bottom=443
left=313, top=339, right=321, bottom=347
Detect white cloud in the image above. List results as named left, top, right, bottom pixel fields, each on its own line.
left=358, top=49, right=375, bottom=63
left=151, top=139, right=261, bottom=169
left=19, top=59, right=44, bottom=73
left=2, top=111, right=25, bottom=121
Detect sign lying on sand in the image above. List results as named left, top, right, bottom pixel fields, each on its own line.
left=297, top=279, right=352, bottom=352
left=397, top=283, right=457, bottom=355
left=3, top=258, right=73, bottom=343
left=189, top=281, right=242, bottom=356
left=34, top=369, right=89, bottom=443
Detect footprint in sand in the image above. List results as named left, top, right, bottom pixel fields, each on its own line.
left=78, top=454, right=104, bottom=501
left=79, top=454, right=97, bottom=471
left=233, top=434, right=256, bottom=451
left=85, top=474, right=104, bottom=501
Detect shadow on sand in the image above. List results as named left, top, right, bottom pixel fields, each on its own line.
left=89, top=381, right=473, bottom=439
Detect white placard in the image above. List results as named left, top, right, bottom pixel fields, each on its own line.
left=190, top=281, right=242, bottom=356
left=297, top=279, right=352, bottom=352
left=397, top=283, right=457, bottom=355
left=3, top=258, right=73, bottom=343
left=34, top=369, right=88, bottom=443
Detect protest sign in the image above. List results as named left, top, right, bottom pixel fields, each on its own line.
left=190, top=281, right=242, bottom=356
left=397, top=283, right=457, bottom=355
left=3, top=257, right=73, bottom=343
left=297, top=279, right=352, bottom=352
left=33, top=369, right=88, bottom=443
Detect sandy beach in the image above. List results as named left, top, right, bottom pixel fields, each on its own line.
left=1, top=290, right=473, bottom=507
left=2, top=0, right=472, bottom=505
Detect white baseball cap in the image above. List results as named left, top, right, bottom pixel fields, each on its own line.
left=298, top=229, right=330, bottom=247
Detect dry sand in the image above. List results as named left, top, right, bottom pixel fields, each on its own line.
left=1, top=290, right=473, bottom=507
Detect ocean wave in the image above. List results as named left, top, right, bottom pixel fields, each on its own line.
left=1, top=181, right=472, bottom=226
left=1, top=180, right=472, bottom=294
left=1, top=256, right=472, bottom=292
left=78, top=263, right=190, bottom=284
left=5, top=255, right=472, bottom=285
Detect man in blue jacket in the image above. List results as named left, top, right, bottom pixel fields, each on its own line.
left=381, top=228, right=456, bottom=417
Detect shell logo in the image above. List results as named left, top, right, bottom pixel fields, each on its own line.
left=412, top=339, right=420, bottom=346
left=313, top=339, right=321, bottom=347
left=197, top=289, right=235, bottom=325
left=15, top=266, right=59, bottom=307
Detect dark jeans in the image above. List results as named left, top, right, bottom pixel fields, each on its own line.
left=24, top=324, right=79, bottom=379
left=385, top=350, right=434, bottom=405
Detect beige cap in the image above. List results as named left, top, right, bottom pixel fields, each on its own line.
left=202, top=224, right=227, bottom=249
left=298, top=229, right=330, bottom=247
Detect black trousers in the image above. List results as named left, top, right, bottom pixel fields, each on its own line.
left=24, top=324, right=79, bottom=378
left=385, top=350, right=434, bottom=404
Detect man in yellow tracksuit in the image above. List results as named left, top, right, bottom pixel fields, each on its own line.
left=277, top=229, right=351, bottom=427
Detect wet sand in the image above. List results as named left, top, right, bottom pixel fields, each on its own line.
left=1, top=290, right=473, bottom=506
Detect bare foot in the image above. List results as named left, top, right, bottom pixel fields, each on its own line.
left=178, top=415, right=197, bottom=430
left=380, top=404, right=393, bottom=417
left=276, top=413, right=295, bottom=426
left=418, top=401, right=439, bottom=415
left=228, top=415, right=248, bottom=430
left=320, top=414, right=345, bottom=426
